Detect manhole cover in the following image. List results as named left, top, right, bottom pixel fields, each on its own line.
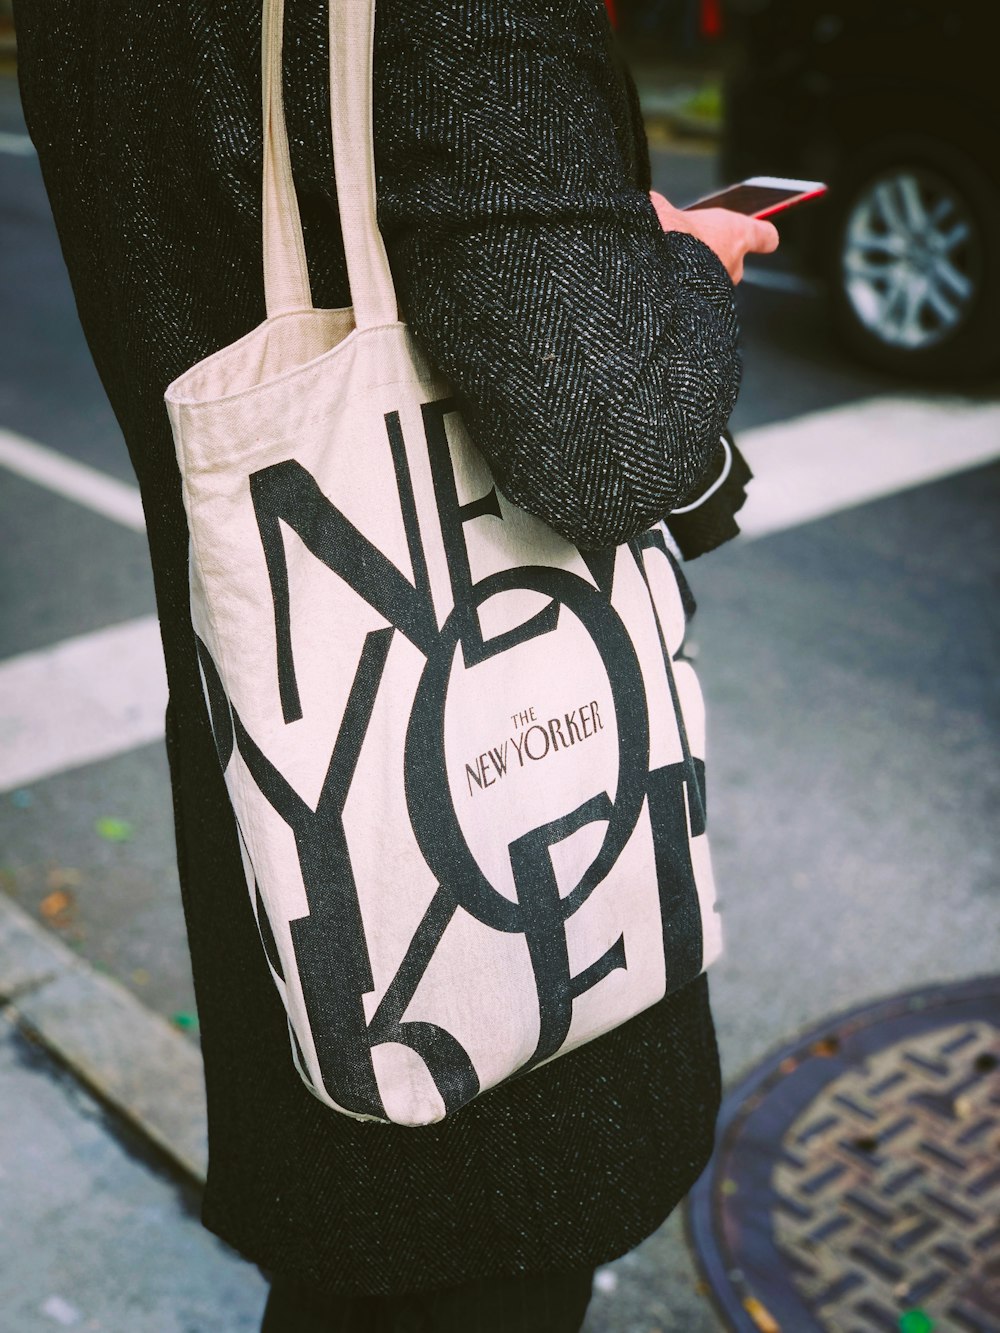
left=687, top=975, right=1000, bottom=1332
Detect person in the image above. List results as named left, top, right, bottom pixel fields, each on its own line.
left=15, top=2, right=777, bottom=1329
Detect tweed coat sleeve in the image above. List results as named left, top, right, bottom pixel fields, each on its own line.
left=371, top=0, right=742, bottom=550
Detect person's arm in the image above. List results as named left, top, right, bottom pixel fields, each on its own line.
left=374, top=0, right=743, bottom=550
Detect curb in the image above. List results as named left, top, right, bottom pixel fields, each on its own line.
left=649, top=111, right=720, bottom=142
left=643, top=113, right=720, bottom=151
left=635, top=78, right=722, bottom=145
left=0, top=892, right=207, bottom=1183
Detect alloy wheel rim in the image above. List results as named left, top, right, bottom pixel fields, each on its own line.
left=841, top=167, right=981, bottom=350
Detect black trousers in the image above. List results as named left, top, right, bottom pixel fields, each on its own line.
left=259, top=1267, right=596, bottom=1333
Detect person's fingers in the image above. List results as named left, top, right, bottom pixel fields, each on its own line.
left=750, top=218, right=780, bottom=254
left=649, top=189, right=678, bottom=230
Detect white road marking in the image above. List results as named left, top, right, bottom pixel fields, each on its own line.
left=0, top=429, right=146, bottom=533
left=0, top=132, right=35, bottom=157
left=1, top=395, right=997, bottom=790
left=736, top=396, right=1000, bottom=540
left=0, top=617, right=167, bottom=794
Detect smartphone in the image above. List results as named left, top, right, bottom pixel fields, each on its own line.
left=683, top=176, right=828, bottom=219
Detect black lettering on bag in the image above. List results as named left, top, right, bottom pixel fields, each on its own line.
left=198, top=398, right=705, bottom=1119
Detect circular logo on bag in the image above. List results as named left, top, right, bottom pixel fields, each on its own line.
left=404, top=563, right=650, bottom=932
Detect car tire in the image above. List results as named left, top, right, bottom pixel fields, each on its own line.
left=826, top=137, right=1000, bottom=379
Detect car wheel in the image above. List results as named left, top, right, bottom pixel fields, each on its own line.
left=827, top=140, right=1000, bottom=379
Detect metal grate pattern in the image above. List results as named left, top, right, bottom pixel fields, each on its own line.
left=773, top=1020, right=1000, bottom=1331
left=687, top=977, right=1000, bottom=1333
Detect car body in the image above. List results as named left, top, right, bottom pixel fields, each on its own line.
left=720, top=0, right=1000, bottom=377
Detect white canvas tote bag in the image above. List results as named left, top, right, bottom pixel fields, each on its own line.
left=165, top=0, right=723, bottom=1126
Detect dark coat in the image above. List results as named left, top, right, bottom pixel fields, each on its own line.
left=16, top=0, right=734, bottom=1296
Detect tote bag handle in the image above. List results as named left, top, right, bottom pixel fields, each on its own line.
left=261, top=0, right=398, bottom=328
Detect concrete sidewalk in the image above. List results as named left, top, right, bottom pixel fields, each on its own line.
left=0, top=995, right=267, bottom=1332
left=0, top=892, right=720, bottom=1332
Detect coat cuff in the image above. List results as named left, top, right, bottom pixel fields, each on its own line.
left=663, top=431, right=752, bottom=559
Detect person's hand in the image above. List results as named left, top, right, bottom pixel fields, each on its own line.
left=649, top=190, right=779, bottom=284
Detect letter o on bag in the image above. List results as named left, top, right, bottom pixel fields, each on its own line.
left=523, top=725, right=550, bottom=761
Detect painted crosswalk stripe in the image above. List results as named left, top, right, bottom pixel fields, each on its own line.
left=0, top=429, right=146, bottom=533
left=735, top=396, right=1000, bottom=540
left=0, top=132, right=35, bottom=158
left=741, top=264, right=821, bottom=297
left=0, top=617, right=166, bottom=793
left=1, top=395, right=998, bottom=790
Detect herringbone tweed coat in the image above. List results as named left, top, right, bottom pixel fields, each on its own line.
left=17, top=0, right=739, bottom=1296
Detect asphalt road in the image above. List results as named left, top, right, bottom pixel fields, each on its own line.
left=2, top=71, right=998, bottom=1333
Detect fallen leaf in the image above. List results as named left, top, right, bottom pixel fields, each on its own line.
left=40, top=889, right=76, bottom=922
left=743, top=1295, right=780, bottom=1333
left=94, top=817, right=133, bottom=843
left=899, top=1311, right=934, bottom=1333
left=171, top=1011, right=200, bottom=1033
left=810, top=1036, right=840, bottom=1057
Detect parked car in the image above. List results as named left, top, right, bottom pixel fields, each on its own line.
left=720, top=0, right=1000, bottom=378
